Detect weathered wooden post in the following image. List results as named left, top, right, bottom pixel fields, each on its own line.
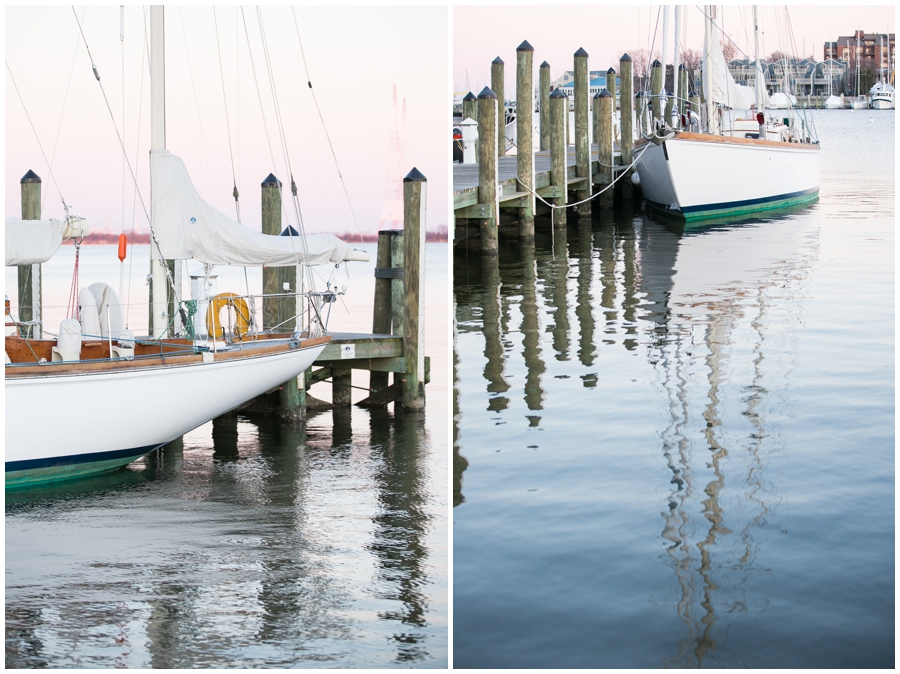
left=650, top=59, right=663, bottom=128
left=664, top=68, right=675, bottom=124
left=516, top=40, right=535, bottom=241
left=638, top=90, right=648, bottom=136
left=597, top=89, right=614, bottom=209
left=370, top=230, right=394, bottom=394
left=477, top=86, right=500, bottom=254
left=19, top=171, right=42, bottom=339
left=573, top=47, right=591, bottom=214
left=549, top=88, right=567, bottom=227
left=491, top=56, right=506, bottom=157
left=401, top=167, right=426, bottom=410
left=278, top=229, right=297, bottom=332
left=678, top=63, right=688, bottom=122
left=539, top=61, right=550, bottom=151
left=462, top=91, right=477, bottom=123
left=620, top=54, right=634, bottom=201
left=607, top=67, right=617, bottom=110
left=261, top=173, right=302, bottom=421
left=592, top=91, right=600, bottom=165
left=261, top=173, right=282, bottom=331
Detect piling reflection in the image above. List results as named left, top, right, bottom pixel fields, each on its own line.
left=6, top=404, right=439, bottom=667
left=481, top=256, right=510, bottom=412
left=454, top=200, right=818, bottom=666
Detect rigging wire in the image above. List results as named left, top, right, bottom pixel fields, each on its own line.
left=291, top=6, right=365, bottom=245
left=213, top=6, right=241, bottom=224
left=126, top=4, right=150, bottom=330
left=71, top=5, right=178, bottom=307
left=5, top=61, right=70, bottom=214
left=44, top=6, right=86, bottom=214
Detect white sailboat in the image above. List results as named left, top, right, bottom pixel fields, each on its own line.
left=852, top=31, right=868, bottom=109
left=634, top=5, right=820, bottom=221
left=823, top=57, right=843, bottom=109
left=5, top=7, right=368, bottom=488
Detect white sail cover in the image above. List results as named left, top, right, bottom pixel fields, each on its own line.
left=5, top=217, right=89, bottom=266
left=150, top=149, right=368, bottom=266
left=704, top=43, right=764, bottom=111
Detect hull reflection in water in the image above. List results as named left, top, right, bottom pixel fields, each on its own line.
left=454, top=194, right=894, bottom=667
left=5, top=408, right=445, bottom=668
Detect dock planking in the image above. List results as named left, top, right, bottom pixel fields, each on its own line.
left=453, top=145, right=620, bottom=211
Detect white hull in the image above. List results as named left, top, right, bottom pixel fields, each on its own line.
left=635, top=133, right=820, bottom=220
left=852, top=97, right=868, bottom=110
left=6, top=340, right=326, bottom=485
left=823, top=95, right=843, bottom=110
left=870, top=96, right=893, bottom=110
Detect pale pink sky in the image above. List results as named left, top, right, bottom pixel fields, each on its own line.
left=454, top=5, right=896, bottom=94
left=6, top=5, right=449, bottom=235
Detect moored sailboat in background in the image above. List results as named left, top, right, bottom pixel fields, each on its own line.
left=635, top=5, right=820, bottom=221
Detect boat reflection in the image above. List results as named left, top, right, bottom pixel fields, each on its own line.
left=5, top=408, right=437, bottom=666
left=453, top=199, right=818, bottom=660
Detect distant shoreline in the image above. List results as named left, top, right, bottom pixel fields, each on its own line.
left=62, top=228, right=449, bottom=245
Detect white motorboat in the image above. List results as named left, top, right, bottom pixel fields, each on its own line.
left=5, top=7, right=368, bottom=488
left=635, top=6, right=820, bottom=222
left=869, top=82, right=894, bottom=110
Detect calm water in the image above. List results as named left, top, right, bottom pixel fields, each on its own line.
left=6, top=244, right=448, bottom=668
left=453, top=112, right=894, bottom=668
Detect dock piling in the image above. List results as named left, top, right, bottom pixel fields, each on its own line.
left=516, top=40, right=535, bottom=240
left=549, top=88, right=568, bottom=227
left=574, top=48, right=591, bottom=214
left=619, top=54, right=634, bottom=200
left=650, top=59, right=663, bottom=128
left=491, top=57, right=506, bottom=158
left=477, top=86, right=500, bottom=254
left=19, top=170, right=42, bottom=339
left=401, top=168, right=426, bottom=411
left=370, top=230, right=394, bottom=394
left=597, top=88, right=614, bottom=209
left=462, top=91, right=477, bottom=125
left=539, top=62, right=550, bottom=151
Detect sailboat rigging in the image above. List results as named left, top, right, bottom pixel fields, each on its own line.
left=634, top=5, right=820, bottom=221
left=5, top=7, right=370, bottom=488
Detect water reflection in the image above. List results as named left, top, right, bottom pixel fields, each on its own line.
left=6, top=407, right=440, bottom=667
left=454, top=202, right=819, bottom=664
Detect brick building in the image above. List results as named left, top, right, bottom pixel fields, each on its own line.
left=825, top=31, right=894, bottom=81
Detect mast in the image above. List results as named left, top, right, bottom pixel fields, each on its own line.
left=661, top=6, right=669, bottom=117
left=674, top=6, right=682, bottom=113
left=703, top=5, right=717, bottom=134
left=753, top=6, right=763, bottom=108
left=150, top=6, right=167, bottom=338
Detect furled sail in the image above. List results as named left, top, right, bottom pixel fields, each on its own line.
left=704, top=42, right=765, bottom=110
left=5, top=217, right=89, bottom=266
left=150, top=149, right=369, bottom=266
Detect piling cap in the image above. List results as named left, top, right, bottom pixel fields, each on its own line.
left=403, top=167, right=427, bottom=183
left=540, top=61, right=550, bottom=69
left=607, top=67, right=616, bottom=75
left=280, top=225, right=300, bottom=237
left=517, top=40, right=534, bottom=52
left=678, top=63, right=687, bottom=70
left=651, top=59, right=662, bottom=68
left=621, top=53, right=632, bottom=62
left=550, top=88, right=567, bottom=99
left=463, top=91, right=477, bottom=102
left=593, top=91, right=601, bottom=99
left=478, top=86, right=498, bottom=100
left=492, top=56, right=504, bottom=65
left=261, top=173, right=281, bottom=187
left=574, top=47, right=589, bottom=58
left=20, top=170, right=41, bottom=184
left=635, top=90, right=645, bottom=98
left=598, top=88, right=612, bottom=98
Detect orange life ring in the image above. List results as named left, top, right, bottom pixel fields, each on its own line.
left=207, top=292, right=251, bottom=338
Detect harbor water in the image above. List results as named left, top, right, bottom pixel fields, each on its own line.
left=453, top=112, right=893, bottom=667
left=6, top=243, right=448, bottom=668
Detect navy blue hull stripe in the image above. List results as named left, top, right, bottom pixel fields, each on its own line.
left=6, top=444, right=164, bottom=473
left=680, top=188, right=818, bottom=214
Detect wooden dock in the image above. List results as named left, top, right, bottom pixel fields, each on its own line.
left=453, top=47, right=638, bottom=251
